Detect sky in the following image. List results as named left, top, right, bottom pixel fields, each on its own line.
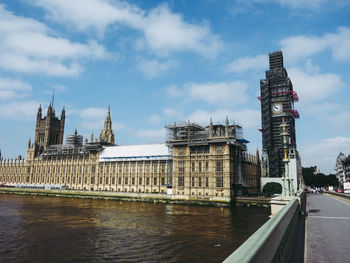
left=0, top=0, right=349, bottom=174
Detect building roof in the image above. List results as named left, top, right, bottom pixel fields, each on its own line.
left=99, top=144, right=171, bottom=162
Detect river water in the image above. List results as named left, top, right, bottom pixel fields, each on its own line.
left=0, top=194, right=269, bottom=263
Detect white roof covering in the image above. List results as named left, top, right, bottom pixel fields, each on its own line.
left=99, top=144, right=171, bottom=162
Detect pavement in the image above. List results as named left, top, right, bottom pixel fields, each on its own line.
left=306, top=193, right=350, bottom=263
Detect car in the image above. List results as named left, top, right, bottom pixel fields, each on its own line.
left=336, top=189, right=344, bottom=193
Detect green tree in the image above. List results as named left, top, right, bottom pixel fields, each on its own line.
left=263, top=182, right=282, bottom=196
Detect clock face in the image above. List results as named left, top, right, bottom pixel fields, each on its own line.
left=271, top=102, right=283, bottom=115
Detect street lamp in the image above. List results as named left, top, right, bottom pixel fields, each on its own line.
left=280, top=117, right=294, bottom=196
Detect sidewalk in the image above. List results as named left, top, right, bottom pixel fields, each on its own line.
left=306, top=194, right=350, bottom=262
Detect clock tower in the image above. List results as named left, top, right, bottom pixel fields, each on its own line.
left=260, top=51, right=299, bottom=178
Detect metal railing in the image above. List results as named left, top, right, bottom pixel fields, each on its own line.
left=223, top=196, right=302, bottom=263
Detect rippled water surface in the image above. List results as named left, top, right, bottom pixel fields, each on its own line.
left=0, top=194, right=269, bottom=263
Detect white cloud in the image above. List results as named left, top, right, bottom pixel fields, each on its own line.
left=0, top=100, right=41, bottom=120
left=146, top=114, right=161, bottom=124
left=187, top=108, right=260, bottom=128
left=185, top=81, right=249, bottom=106
left=300, top=136, right=350, bottom=174
left=137, top=59, right=177, bottom=78
left=225, top=54, right=267, bottom=73
left=0, top=4, right=108, bottom=76
left=166, top=81, right=249, bottom=106
left=166, top=84, right=183, bottom=97
left=32, top=1, right=222, bottom=57
left=280, top=27, right=350, bottom=63
left=163, top=108, right=179, bottom=117
left=289, top=67, right=344, bottom=102
left=135, top=128, right=165, bottom=142
left=0, top=76, right=32, bottom=100
left=80, top=107, right=106, bottom=119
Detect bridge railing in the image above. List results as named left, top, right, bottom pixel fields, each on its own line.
left=223, top=194, right=304, bottom=263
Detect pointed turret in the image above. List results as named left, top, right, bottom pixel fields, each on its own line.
left=91, top=130, right=94, bottom=142
left=209, top=118, right=213, bottom=138
left=225, top=116, right=229, bottom=137
left=99, top=105, right=115, bottom=145
left=61, top=106, right=65, bottom=119
left=37, top=104, right=42, bottom=119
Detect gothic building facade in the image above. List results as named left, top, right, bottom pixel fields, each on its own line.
left=0, top=104, right=261, bottom=202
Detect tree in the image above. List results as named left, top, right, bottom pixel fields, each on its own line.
left=263, top=182, right=282, bottom=196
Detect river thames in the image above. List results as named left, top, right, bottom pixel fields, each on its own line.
left=0, top=194, right=269, bottom=262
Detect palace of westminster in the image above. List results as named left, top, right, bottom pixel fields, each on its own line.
left=0, top=51, right=306, bottom=201
left=0, top=102, right=261, bottom=201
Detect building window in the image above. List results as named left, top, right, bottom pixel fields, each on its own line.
left=132, top=163, right=136, bottom=173
left=99, top=177, right=102, bottom=184
left=179, top=147, right=185, bottom=155
left=106, top=177, right=109, bottom=184
left=205, top=177, right=209, bottom=187
left=161, top=163, right=166, bottom=173
left=112, top=177, right=115, bottom=185
left=79, top=177, right=82, bottom=184
left=138, top=163, right=143, bottom=174
left=192, top=177, right=195, bottom=187
left=91, top=176, right=95, bottom=184
left=84, top=177, right=87, bottom=184
left=216, top=161, right=223, bottom=172
left=146, top=177, right=150, bottom=185
left=192, top=162, right=195, bottom=172
left=216, top=176, right=223, bottom=188
left=205, top=162, right=209, bottom=172
left=146, top=164, right=150, bottom=173
left=217, top=145, right=222, bottom=153
left=92, top=165, right=96, bottom=173
left=154, top=177, right=157, bottom=185
left=178, top=176, right=184, bottom=187
left=199, top=177, right=202, bottom=187
left=139, top=177, right=142, bottom=185
left=199, top=162, right=202, bottom=172
left=178, top=161, right=184, bottom=173
left=118, top=177, right=121, bottom=185
left=125, top=177, right=128, bottom=185
left=132, top=177, right=135, bottom=185
left=118, top=165, right=122, bottom=173
left=153, top=164, right=158, bottom=173
left=161, top=177, right=165, bottom=185
left=125, top=163, right=129, bottom=173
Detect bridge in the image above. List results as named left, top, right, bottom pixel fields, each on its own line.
left=223, top=191, right=350, bottom=263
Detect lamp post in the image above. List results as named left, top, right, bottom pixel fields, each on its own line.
left=280, top=118, right=293, bottom=196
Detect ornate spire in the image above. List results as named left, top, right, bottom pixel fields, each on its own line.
left=99, top=105, right=115, bottom=144
left=209, top=118, right=213, bottom=138
left=61, top=106, right=65, bottom=118
left=225, top=116, right=229, bottom=137
left=91, top=130, right=94, bottom=142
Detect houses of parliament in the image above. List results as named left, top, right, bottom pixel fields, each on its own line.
left=0, top=103, right=261, bottom=202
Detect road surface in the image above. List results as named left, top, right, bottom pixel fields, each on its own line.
left=306, top=193, right=350, bottom=263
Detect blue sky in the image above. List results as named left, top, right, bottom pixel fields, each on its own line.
left=0, top=0, right=349, bottom=174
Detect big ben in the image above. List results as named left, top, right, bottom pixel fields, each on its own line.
left=260, top=51, right=299, bottom=178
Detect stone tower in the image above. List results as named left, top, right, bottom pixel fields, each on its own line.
left=260, top=51, right=299, bottom=177
left=33, top=104, right=65, bottom=156
left=99, top=105, right=115, bottom=145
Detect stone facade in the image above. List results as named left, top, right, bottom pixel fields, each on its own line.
left=0, top=105, right=261, bottom=201
left=167, top=119, right=260, bottom=202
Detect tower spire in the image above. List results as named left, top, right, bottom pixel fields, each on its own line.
left=51, top=89, right=55, bottom=108
left=225, top=116, right=229, bottom=137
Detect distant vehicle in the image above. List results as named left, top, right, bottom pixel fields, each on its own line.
left=336, top=189, right=344, bottom=193
left=328, top=186, right=334, bottom=192
left=344, top=182, right=350, bottom=194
